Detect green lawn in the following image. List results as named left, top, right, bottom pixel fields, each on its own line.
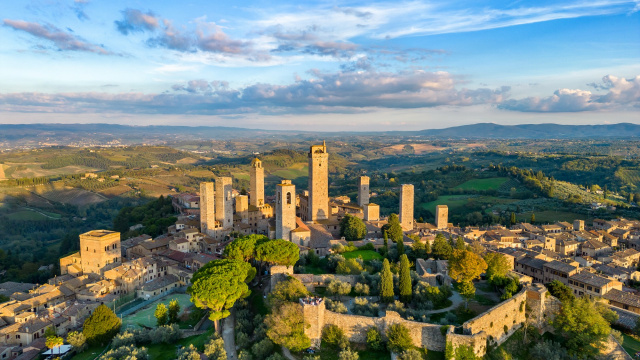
left=70, top=345, right=108, bottom=360
left=122, top=293, right=193, bottom=329
left=517, top=210, right=588, bottom=224
left=146, top=328, right=215, bottom=360
left=454, top=177, right=509, bottom=191
left=272, top=163, right=309, bottom=179
left=421, top=195, right=516, bottom=214
left=5, top=209, right=52, bottom=220
left=302, top=264, right=326, bottom=274
left=342, top=250, right=383, bottom=261
left=621, top=333, right=640, bottom=357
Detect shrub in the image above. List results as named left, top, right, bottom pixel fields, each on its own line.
left=354, top=283, right=370, bottom=295
left=352, top=297, right=379, bottom=317
left=252, top=338, right=275, bottom=360
left=66, top=331, right=87, bottom=352
left=326, top=299, right=348, bottom=314
left=386, top=324, right=413, bottom=353
left=204, top=336, right=227, bottom=360
left=322, top=324, right=347, bottom=348
left=366, top=327, right=384, bottom=351
left=177, top=344, right=200, bottom=360
left=400, top=349, right=423, bottom=360
left=111, top=331, right=136, bottom=348
left=338, top=347, right=359, bottom=360
left=149, top=324, right=181, bottom=344
left=265, top=354, right=285, bottom=360
left=83, top=304, right=121, bottom=346
left=98, top=345, right=148, bottom=360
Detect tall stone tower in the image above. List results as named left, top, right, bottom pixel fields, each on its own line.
left=276, top=180, right=296, bottom=240
left=250, top=158, right=265, bottom=207
left=364, top=203, right=380, bottom=222
left=573, top=219, right=585, bottom=231
left=236, top=195, right=249, bottom=224
left=308, top=141, right=329, bottom=221
left=436, top=205, right=448, bottom=230
left=357, top=176, right=370, bottom=207
left=79, top=230, right=121, bottom=275
left=200, top=182, right=215, bottom=234
left=399, top=184, right=414, bottom=231
left=215, top=177, right=233, bottom=230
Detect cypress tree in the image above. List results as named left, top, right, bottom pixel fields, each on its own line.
left=396, top=239, right=405, bottom=256
left=510, top=212, right=516, bottom=225
left=380, top=259, right=394, bottom=303
left=399, top=254, right=412, bottom=303
left=455, top=237, right=466, bottom=251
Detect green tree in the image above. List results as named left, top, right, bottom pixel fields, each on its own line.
left=552, top=297, right=611, bottom=358
left=400, top=349, right=423, bottom=360
left=366, top=327, right=384, bottom=351
left=83, top=304, right=121, bottom=346
left=546, top=280, right=575, bottom=303
left=399, top=254, right=412, bottom=303
left=387, top=324, right=413, bottom=353
left=484, top=253, right=510, bottom=283
left=224, top=234, right=267, bottom=261
left=530, top=213, right=536, bottom=224
left=46, top=335, right=64, bottom=357
left=66, top=331, right=87, bottom=352
left=168, top=299, right=180, bottom=324
left=397, top=239, right=405, bottom=256
left=338, top=348, right=359, bottom=360
left=449, top=250, right=486, bottom=306
left=327, top=280, right=352, bottom=301
left=432, top=234, right=452, bottom=259
left=336, top=258, right=364, bottom=275
left=455, top=237, right=465, bottom=251
left=188, top=259, right=255, bottom=322
left=510, top=212, right=516, bottom=225
left=177, top=344, right=201, bottom=360
left=265, top=302, right=311, bottom=352
left=255, top=239, right=300, bottom=267
left=252, top=338, right=275, bottom=360
left=155, top=303, right=169, bottom=326
left=453, top=344, right=479, bottom=360
left=383, top=232, right=389, bottom=253
left=340, top=214, right=367, bottom=241
left=268, top=277, right=309, bottom=309
left=322, top=324, right=347, bottom=348
left=380, top=259, right=395, bottom=303
left=383, top=214, right=404, bottom=243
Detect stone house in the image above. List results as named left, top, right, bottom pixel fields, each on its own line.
left=542, top=260, right=578, bottom=285
left=514, top=257, right=547, bottom=283
left=581, top=239, right=612, bottom=258
left=567, top=272, right=622, bottom=297
left=603, top=289, right=640, bottom=314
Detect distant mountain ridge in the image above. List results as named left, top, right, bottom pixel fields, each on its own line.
left=0, top=122, right=639, bottom=143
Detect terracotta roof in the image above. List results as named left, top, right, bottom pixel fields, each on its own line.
left=604, top=289, right=640, bottom=308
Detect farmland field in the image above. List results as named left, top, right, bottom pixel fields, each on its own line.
left=5, top=209, right=53, bottom=221
left=421, top=195, right=516, bottom=214
left=454, top=177, right=508, bottom=190
left=4, top=163, right=97, bottom=178
left=32, top=184, right=107, bottom=206
left=271, top=163, right=308, bottom=179
left=516, top=210, right=589, bottom=224
left=0, top=164, right=6, bottom=180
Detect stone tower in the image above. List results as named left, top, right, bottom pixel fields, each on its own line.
left=436, top=205, right=449, bottom=230
left=301, top=298, right=325, bottom=347
left=573, top=219, right=585, bottom=231
left=276, top=180, right=296, bottom=240
left=200, top=182, right=215, bottom=234
left=364, top=203, right=380, bottom=222
left=357, top=176, right=370, bottom=207
left=399, top=184, right=414, bottom=231
left=215, top=177, right=233, bottom=230
left=250, top=158, right=265, bottom=207
left=79, top=230, right=121, bottom=275
left=236, top=195, right=249, bottom=224
left=308, top=141, right=329, bottom=221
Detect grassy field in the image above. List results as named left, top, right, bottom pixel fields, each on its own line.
left=122, top=294, right=193, bottom=329
left=342, top=250, right=383, bottom=261
left=621, top=333, right=640, bottom=357
left=454, top=177, right=508, bottom=191
left=4, top=208, right=61, bottom=220
left=421, top=195, right=516, bottom=214
left=516, top=210, right=589, bottom=224
left=70, top=345, right=107, bottom=360
left=146, top=328, right=215, bottom=360
left=272, top=163, right=309, bottom=179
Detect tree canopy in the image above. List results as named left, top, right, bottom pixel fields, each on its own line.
left=432, top=234, right=453, bottom=259
left=399, top=254, right=412, bottom=303
left=188, top=259, right=255, bottom=321
left=383, top=214, right=404, bottom=243
left=552, top=297, right=611, bottom=358
left=449, top=250, right=487, bottom=284
left=484, top=252, right=510, bottom=283
left=340, top=214, right=367, bottom=241
left=83, top=304, right=121, bottom=346
left=255, top=239, right=300, bottom=266
left=380, top=258, right=394, bottom=303
left=265, top=302, right=311, bottom=352
left=224, top=234, right=268, bottom=261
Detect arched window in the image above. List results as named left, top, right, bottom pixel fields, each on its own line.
left=287, top=192, right=292, bottom=205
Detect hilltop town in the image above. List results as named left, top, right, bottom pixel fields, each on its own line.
left=0, top=142, right=639, bottom=360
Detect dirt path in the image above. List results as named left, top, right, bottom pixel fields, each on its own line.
left=222, top=309, right=237, bottom=360
left=281, top=346, right=297, bottom=360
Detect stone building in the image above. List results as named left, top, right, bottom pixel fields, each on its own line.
left=399, top=184, right=414, bottom=231
left=215, top=177, right=233, bottom=230
left=357, top=176, right=370, bottom=207
left=276, top=180, right=296, bottom=241
left=250, top=158, right=265, bottom=207
left=574, top=219, right=585, bottom=231
left=436, top=205, right=448, bottom=230
left=308, top=142, right=329, bottom=222
left=236, top=195, right=249, bottom=224
left=200, top=182, right=215, bottom=235
left=60, top=230, right=121, bottom=276
left=363, top=203, right=380, bottom=222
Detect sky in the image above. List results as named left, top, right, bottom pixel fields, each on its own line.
left=0, top=0, right=639, bottom=131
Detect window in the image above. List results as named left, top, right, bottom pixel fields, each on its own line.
left=287, top=192, right=292, bottom=205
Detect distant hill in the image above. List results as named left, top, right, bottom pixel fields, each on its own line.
left=416, top=123, right=640, bottom=139
left=0, top=122, right=639, bottom=146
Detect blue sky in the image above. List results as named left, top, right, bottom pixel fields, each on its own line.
left=0, top=0, right=638, bottom=130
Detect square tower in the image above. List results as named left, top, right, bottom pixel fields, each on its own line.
left=79, top=230, right=121, bottom=275
left=200, top=182, right=215, bottom=234
left=250, top=158, right=265, bottom=207
left=215, top=177, right=233, bottom=230
left=276, top=180, right=296, bottom=240
left=573, top=219, right=585, bottom=231
left=357, top=176, right=370, bottom=207
left=399, top=184, right=414, bottom=231
left=364, top=203, right=380, bottom=222
left=308, top=141, right=329, bottom=221
left=436, top=205, right=449, bottom=230
left=236, top=195, right=249, bottom=224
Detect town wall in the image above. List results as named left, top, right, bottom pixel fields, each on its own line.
left=462, top=288, right=527, bottom=346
